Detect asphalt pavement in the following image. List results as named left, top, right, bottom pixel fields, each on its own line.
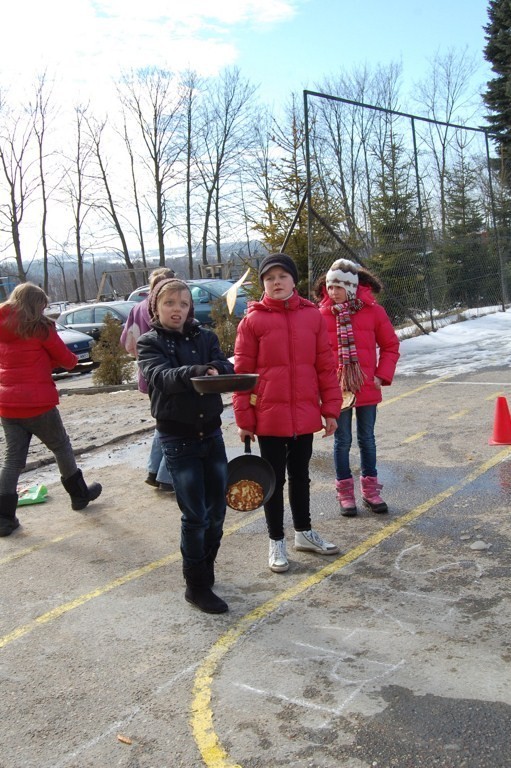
left=1, top=366, right=511, bottom=768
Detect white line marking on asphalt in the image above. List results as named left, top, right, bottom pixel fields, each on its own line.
left=394, top=543, right=484, bottom=574
left=51, top=663, right=198, bottom=767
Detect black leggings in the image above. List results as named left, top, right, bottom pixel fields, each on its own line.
left=258, top=434, right=313, bottom=540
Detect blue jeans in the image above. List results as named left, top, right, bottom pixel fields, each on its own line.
left=158, top=431, right=228, bottom=567
left=0, top=408, right=78, bottom=495
left=334, top=405, right=377, bottom=481
left=147, top=430, right=173, bottom=484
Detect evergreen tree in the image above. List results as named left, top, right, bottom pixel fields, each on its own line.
left=445, top=158, right=484, bottom=237
left=441, top=158, right=495, bottom=308
left=91, top=314, right=135, bottom=386
left=483, top=0, right=511, bottom=181
left=369, top=139, right=424, bottom=321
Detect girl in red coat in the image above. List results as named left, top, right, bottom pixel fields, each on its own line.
left=0, top=283, right=102, bottom=536
left=233, top=254, right=342, bottom=574
left=315, top=259, right=400, bottom=516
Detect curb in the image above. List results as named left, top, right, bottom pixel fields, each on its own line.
left=58, top=382, right=139, bottom=396
left=23, top=424, right=155, bottom=473
left=23, top=393, right=234, bottom=474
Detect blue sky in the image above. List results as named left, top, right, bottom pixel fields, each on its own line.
left=234, top=0, right=492, bottom=109
left=0, top=0, right=492, bottom=114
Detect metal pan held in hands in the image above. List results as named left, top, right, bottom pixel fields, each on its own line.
left=191, top=373, right=259, bottom=394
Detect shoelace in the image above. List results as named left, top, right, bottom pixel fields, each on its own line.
left=271, top=540, right=286, bottom=560
left=308, top=530, right=324, bottom=547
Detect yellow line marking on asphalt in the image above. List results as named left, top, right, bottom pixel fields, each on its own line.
left=0, top=553, right=180, bottom=650
left=0, top=510, right=262, bottom=650
left=190, top=446, right=511, bottom=768
left=0, top=532, right=78, bottom=565
left=1, top=483, right=264, bottom=567
left=380, top=374, right=454, bottom=407
left=402, top=431, right=428, bottom=443
left=223, top=510, right=262, bottom=536
left=486, top=391, right=506, bottom=401
left=448, top=410, right=469, bottom=420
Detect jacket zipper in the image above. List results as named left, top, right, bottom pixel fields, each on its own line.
left=285, top=301, right=298, bottom=439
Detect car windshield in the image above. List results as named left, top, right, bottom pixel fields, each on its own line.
left=197, top=280, right=245, bottom=297
left=98, top=302, right=134, bottom=319
left=95, top=307, right=118, bottom=321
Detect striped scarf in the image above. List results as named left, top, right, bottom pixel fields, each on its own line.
left=331, top=298, right=365, bottom=393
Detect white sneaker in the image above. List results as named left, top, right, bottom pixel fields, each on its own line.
left=294, top=529, right=340, bottom=555
left=269, top=538, right=289, bottom=572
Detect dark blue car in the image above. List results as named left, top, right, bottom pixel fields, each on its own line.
left=127, top=279, right=248, bottom=326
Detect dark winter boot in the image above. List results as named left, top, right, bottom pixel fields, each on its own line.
left=204, top=544, right=220, bottom=588
left=360, top=476, right=388, bottom=514
left=336, top=478, right=358, bottom=517
left=183, top=562, right=228, bottom=614
left=0, top=493, right=20, bottom=537
left=61, top=469, right=102, bottom=511
left=144, top=472, right=159, bottom=487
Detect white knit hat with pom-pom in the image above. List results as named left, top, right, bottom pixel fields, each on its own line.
left=325, top=259, right=359, bottom=300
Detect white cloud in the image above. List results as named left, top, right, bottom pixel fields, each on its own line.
left=95, top=0, right=298, bottom=27
left=0, top=0, right=301, bottom=254
left=0, top=0, right=298, bottom=97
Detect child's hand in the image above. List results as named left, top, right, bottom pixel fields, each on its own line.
left=374, top=376, right=382, bottom=389
left=322, top=417, right=337, bottom=438
left=206, top=367, right=219, bottom=376
left=238, top=428, right=255, bottom=442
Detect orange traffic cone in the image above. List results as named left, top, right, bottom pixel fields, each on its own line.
left=489, top=396, right=511, bottom=445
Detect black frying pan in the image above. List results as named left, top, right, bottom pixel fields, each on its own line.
left=226, top=437, right=276, bottom=509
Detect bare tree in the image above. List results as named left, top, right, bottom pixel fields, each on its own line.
left=254, top=93, right=311, bottom=273
left=0, top=93, right=38, bottom=282
left=29, top=73, right=58, bottom=293
left=47, top=248, right=70, bottom=300
left=311, top=63, right=402, bottom=246
left=84, top=114, right=139, bottom=290
left=178, top=70, right=203, bottom=277
left=118, top=68, right=185, bottom=266
left=245, top=109, right=279, bottom=235
left=195, top=67, right=257, bottom=265
left=119, top=113, right=148, bottom=268
left=413, top=48, right=480, bottom=235
left=62, top=104, right=95, bottom=301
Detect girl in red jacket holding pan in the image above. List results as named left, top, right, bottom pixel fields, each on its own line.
left=315, top=259, right=400, bottom=517
left=0, top=283, right=102, bottom=536
left=233, top=253, right=342, bottom=574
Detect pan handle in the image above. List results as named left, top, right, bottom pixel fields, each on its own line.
left=244, top=436, right=253, bottom=455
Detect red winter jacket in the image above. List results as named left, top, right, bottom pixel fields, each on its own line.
left=318, top=284, right=400, bottom=407
left=0, top=305, right=77, bottom=418
left=233, top=290, right=342, bottom=437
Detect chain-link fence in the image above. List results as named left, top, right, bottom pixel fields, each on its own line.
left=304, top=90, right=510, bottom=332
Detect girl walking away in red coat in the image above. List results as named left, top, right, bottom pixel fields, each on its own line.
left=233, top=254, right=342, bottom=574
left=0, top=283, right=102, bottom=536
left=315, top=259, right=400, bottom=516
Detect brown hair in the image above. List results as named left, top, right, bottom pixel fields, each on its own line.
left=358, top=267, right=382, bottom=294
left=1, top=282, right=54, bottom=339
left=148, top=267, right=175, bottom=291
